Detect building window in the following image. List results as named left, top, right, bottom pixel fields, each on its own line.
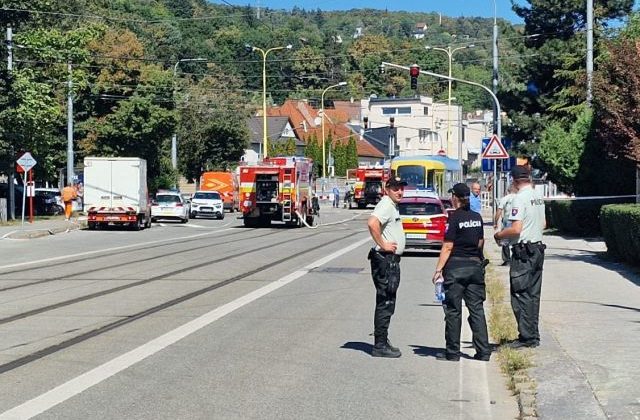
left=382, top=107, right=396, bottom=115
left=419, top=129, right=429, bottom=140
left=382, top=106, right=412, bottom=115
left=424, top=107, right=430, bottom=116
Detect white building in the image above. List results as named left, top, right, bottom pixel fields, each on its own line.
left=360, top=96, right=493, bottom=171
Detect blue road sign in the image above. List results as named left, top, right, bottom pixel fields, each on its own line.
left=481, top=138, right=515, bottom=172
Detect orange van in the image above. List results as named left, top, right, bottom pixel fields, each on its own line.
left=199, top=171, right=238, bottom=212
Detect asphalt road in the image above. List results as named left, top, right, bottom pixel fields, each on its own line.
left=0, top=207, right=517, bottom=419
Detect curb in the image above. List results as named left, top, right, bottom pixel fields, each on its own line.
left=3, top=221, right=87, bottom=240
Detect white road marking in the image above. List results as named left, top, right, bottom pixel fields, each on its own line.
left=0, top=235, right=370, bottom=420
left=0, top=228, right=236, bottom=271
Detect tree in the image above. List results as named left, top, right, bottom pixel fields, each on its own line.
left=502, top=0, right=633, bottom=149
left=593, top=24, right=640, bottom=163
left=537, top=106, right=592, bottom=194
left=92, top=96, right=176, bottom=184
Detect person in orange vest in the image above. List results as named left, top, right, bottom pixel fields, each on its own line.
left=61, top=184, right=78, bottom=221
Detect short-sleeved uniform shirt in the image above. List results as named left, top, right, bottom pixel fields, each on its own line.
left=445, top=208, right=484, bottom=268
left=371, top=196, right=405, bottom=255
left=508, top=185, right=545, bottom=243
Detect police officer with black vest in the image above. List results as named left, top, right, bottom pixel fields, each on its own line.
left=433, top=183, right=491, bottom=361
left=494, top=165, right=546, bottom=348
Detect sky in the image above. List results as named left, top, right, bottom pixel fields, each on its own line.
left=240, top=0, right=526, bottom=23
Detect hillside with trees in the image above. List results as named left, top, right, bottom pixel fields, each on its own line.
left=0, top=0, right=638, bottom=194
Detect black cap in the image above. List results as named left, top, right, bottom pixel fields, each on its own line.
left=448, top=183, right=470, bottom=197
left=511, top=165, right=531, bottom=180
left=385, top=176, right=408, bottom=188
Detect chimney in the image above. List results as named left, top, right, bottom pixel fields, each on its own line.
left=363, top=116, right=369, bottom=129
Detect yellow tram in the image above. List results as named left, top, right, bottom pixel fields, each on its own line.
left=390, top=155, right=461, bottom=196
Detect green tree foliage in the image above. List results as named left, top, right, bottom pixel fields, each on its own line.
left=593, top=15, right=640, bottom=164
left=304, top=134, right=322, bottom=176
left=92, top=96, right=176, bottom=182
left=269, top=138, right=296, bottom=157
left=537, top=106, right=592, bottom=194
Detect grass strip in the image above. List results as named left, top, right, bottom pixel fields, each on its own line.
left=485, top=265, right=534, bottom=394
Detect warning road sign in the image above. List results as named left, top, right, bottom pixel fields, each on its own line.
left=481, top=135, right=509, bottom=159
left=16, top=152, right=37, bottom=172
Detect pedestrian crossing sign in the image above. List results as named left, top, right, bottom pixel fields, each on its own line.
left=481, top=134, right=509, bottom=159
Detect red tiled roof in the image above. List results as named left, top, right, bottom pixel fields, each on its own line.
left=268, top=100, right=383, bottom=158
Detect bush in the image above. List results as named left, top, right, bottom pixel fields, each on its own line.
left=600, top=204, right=640, bottom=265
left=546, top=197, right=635, bottom=236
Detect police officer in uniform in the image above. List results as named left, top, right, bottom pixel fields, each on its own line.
left=494, top=165, right=546, bottom=348
left=366, top=176, right=407, bottom=358
left=433, top=183, right=491, bottom=361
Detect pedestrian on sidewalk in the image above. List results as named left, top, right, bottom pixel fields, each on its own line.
left=432, top=183, right=491, bottom=362
left=494, top=165, right=546, bottom=349
left=366, top=176, right=407, bottom=358
left=470, top=182, right=482, bottom=214
left=332, top=186, right=340, bottom=208
left=61, top=183, right=78, bottom=221
left=494, top=184, right=517, bottom=265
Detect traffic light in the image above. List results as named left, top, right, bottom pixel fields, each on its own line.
left=409, top=64, right=419, bottom=90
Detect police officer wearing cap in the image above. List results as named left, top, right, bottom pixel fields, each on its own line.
left=494, top=165, right=546, bottom=348
left=366, top=176, right=407, bottom=358
left=433, top=183, right=491, bottom=361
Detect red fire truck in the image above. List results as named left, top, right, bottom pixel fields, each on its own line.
left=238, top=157, right=315, bottom=227
left=349, top=166, right=387, bottom=209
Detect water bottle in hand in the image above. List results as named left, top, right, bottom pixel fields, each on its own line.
left=434, top=277, right=445, bottom=303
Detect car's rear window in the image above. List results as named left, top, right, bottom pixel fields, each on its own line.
left=193, top=192, right=220, bottom=200
left=399, top=202, right=442, bottom=216
left=156, top=194, right=181, bottom=203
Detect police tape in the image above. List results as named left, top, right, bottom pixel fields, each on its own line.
left=543, top=195, right=638, bottom=201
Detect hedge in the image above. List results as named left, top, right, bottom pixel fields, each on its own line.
left=600, top=204, right=640, bottom=266
left=546, top=197, right=635, bottom=236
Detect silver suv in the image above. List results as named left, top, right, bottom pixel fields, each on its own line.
left=190, top=191, right=224, bottom=219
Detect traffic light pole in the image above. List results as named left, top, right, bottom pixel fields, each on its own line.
left=380, top=61, right=502, bottom=221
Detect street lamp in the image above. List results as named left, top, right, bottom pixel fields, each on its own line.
left=425, top=44, right=474, bottom=156
left=172, top=58, right=207, bottom=171
left=321, top=81, right=347, bottom=179
left=247, top=44, right=292, bottom=159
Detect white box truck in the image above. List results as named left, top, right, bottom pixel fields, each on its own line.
left=84, top=157, right=151, bottom=230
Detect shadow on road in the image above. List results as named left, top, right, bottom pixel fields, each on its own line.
left=341, top=341, right=373, bottom=355
left=409, top=345, right=442, bottom=358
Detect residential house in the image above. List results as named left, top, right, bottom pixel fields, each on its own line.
left=413, top=22, right=427, bottom=39
left=268, top=99, right=384, bottom=167
left=243, top=116, right=305, bottom=163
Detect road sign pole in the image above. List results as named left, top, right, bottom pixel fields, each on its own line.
left=21, top=172, right=26, bottom=228
left=29, top=169, right=34, bottom=224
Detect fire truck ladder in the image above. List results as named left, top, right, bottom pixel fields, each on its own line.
left=281, top=171, right=293, bottom=222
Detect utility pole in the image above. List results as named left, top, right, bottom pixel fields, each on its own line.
left=67, top=62, right=74, bottom=185
left=492, top=0, right=500, bottom=212
left=586, top=0, right=594, bottom=106
left=6, top=26, right=15, bottom=219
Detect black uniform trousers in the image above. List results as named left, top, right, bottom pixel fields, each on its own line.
left=509, top=242, right=545, bottom=343
left=443, top=260, right=491, bottom=357
left=368, top=249, right=401, bottom=341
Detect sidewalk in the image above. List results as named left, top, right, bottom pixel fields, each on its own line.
left=485, top=228, right=640, bottom=419
left=0, top=216, right=86, bottom=240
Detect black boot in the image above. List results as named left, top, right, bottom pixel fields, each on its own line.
left=372, top=336, right=401, bottom=358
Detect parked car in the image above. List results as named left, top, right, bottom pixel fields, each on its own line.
left=1, top=184, right=65, bottom=216
left=35, top=188, right=82, bottom=212
left=190, top=190, right=224, bottom=219
left=399, top=190, right=448, bottom=250
left=151, top=191, right=189, bottom=223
